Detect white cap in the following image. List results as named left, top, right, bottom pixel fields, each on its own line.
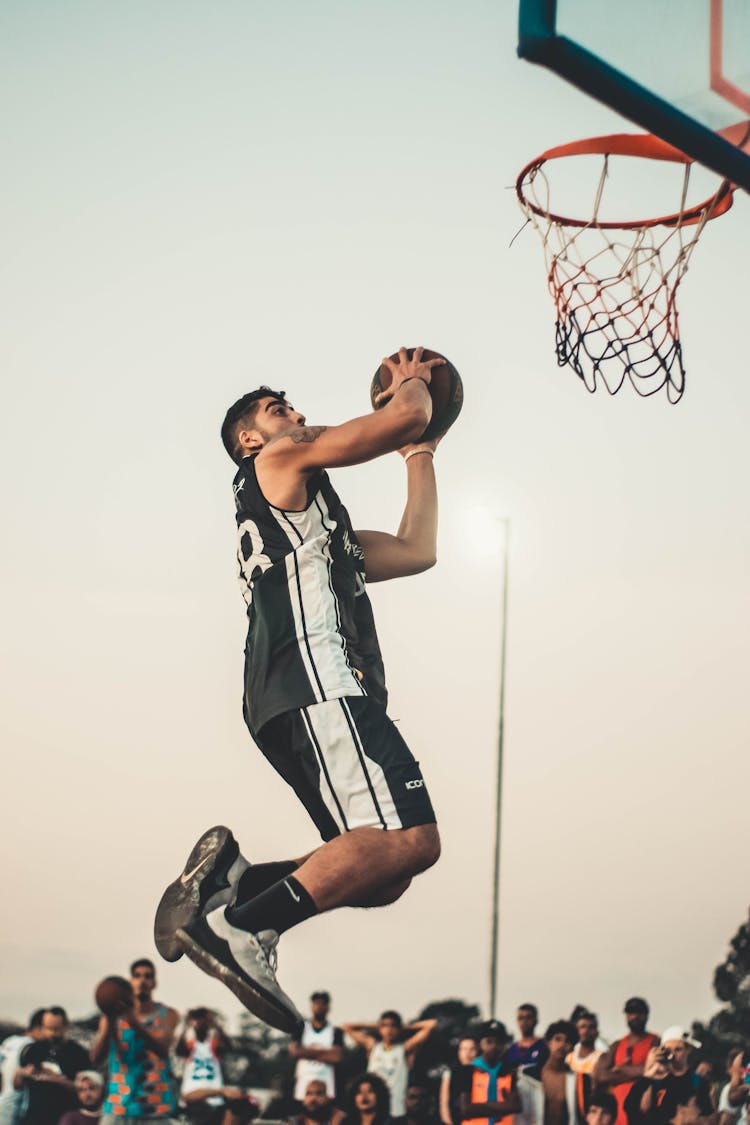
left=661, top=1026, right=701, bottom=1049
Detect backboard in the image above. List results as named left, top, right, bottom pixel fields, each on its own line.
left=518, top=0, right=750, bottom=192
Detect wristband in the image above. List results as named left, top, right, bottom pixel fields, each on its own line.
left=404, top=449, right=434, bottom=463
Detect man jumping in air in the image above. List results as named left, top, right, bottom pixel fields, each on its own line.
left=155, top=348, right=445, bottom=1033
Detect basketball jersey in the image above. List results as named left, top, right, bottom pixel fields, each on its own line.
left=293, top=1022, right=341, bottom=1099
left=612, top=1034, right=658, bottom=1125
left=463, top=1058, right=516, bottom=1125
left=104, top=1004, right=177, bottom=1118
left=233, top=455, right=387, bottom=735
left=181, top=1029, right=224, bottom=1107
left=369, top=1041, right=409, bottom=1116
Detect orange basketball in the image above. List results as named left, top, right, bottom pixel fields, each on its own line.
left=95, top=975, right=133, bottom=1016
left=370, top=347, right=463, bottom=443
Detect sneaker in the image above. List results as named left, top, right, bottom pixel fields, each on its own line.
left=176, top=907, right=303, bottom=1035
left=154, top=825, right=249, bottom=962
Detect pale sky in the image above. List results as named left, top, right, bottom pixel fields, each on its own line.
left=2, top=1, right=749, bottom=1046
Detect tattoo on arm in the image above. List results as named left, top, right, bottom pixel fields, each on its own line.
left=290, top=426, right=328, bottom=444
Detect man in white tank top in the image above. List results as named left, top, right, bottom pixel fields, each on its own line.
left=343, top=1012, right=437, bottom=1116
left=290, top=992, right=344, bottom=1102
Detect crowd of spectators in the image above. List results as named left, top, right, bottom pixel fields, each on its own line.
left=1, top=965, right=749, bottom=1125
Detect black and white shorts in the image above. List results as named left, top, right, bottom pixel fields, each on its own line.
left=255, top=696, right=436, bottom=842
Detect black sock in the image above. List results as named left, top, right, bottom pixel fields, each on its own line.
left=226, top=875, right=318, bottom=936
left=234, top=861, right=299, bottom=907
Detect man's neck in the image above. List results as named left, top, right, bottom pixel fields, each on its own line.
left=311, top=1018, right=328, bottom=1030
left=519, top=1036, right=537, bottom=1047
left=627, top=1030, right=647, bottom=1043
left=135, top=997, right=155, bottom=1018
left=577, top=1043, right=595, bottom=1058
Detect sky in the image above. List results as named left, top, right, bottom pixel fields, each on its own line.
left=2, top=1, right=749, bottom=1047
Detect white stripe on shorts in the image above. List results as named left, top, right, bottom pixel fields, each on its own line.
left=301, top=699, right=403, bottom=832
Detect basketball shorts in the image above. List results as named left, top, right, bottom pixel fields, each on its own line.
left=255, top=696, right=436, bottom=841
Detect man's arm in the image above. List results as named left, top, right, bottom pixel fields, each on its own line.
left=127, top=1007, right=179, bottom=1060
left=596, top=1043, right=658, bottom=1087
left=465, top=1091, right=521, bottom=1119
left=341, top=1023, right=377, bottom=1052
left=356, top=437, right=439, bottom=582
left=288, top=1042, right=343, bottom=1064
left=403, top=1019, right=438, bottom=1065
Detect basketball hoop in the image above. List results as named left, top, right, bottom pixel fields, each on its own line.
left=516, top=132, right=735, bottom=402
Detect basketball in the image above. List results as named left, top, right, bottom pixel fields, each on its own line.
left=95, top=975, right=133, bottom=1016
left=370, top=347, right=463, bottom=443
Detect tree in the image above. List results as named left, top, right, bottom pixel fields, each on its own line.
left=692, top=908, right=750, bottom=1071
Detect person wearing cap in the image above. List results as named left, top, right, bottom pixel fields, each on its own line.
left=459, top=1020, right=520, bottom=1125
left=290, top=993, right=344, bottom=1104
left=59, top=1072, right=105, bottom=1125
left=624, top=1027, right=714, bottom=1125
left=594, top=999, right=660, bottom=1125
left=517, top=1021, right=590, bottom=1125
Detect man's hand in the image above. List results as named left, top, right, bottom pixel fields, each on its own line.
left=374, top=346, right=444, bottom=405
left=644, top=1047, right=670, bottom=1080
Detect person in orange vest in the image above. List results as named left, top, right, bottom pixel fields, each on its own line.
left=459, top=1021, right=521, bottom=1125
left=594, top=999, right=660, bottom=1125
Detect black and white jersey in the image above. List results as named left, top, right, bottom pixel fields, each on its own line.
left=233, top=455, right=387, bottom=736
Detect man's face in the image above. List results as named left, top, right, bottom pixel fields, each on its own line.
left=311, top=997, right=330, bottom=1024
left=625, top=1010, right=647, bottom=1035
left=245, top=398, right=306, bottom=450
left=663, top=1041, right=690, bottom=1074
left=547, top=1032, right=572, bottom=1064
left=303, top=1082, right=329, bottom=1114
left=517, top=1009, right=536, bottom=1037
left=379, top=1017, right=400, bottom=1045
left=76, top=1078, right=104, bottom=1111
left=41, top=1013, right=67, bottom=1043
left=480, top=1034, right=505, bottom=1064
left=405, top=1087, right=429, bottom=1120
left=355, top=1083, right=377, bottom=1113
left=131, top=964, right=156, bottom=1001
left=577, top=1018, right=598, bottom=1048
left=587, top=1108, right=614, bottom=1125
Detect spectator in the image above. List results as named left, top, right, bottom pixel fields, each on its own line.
left=178, top=1008, right=231, bottom=1125
left=343, top=1013, right=436, bottom=1116
left=91, top=958, right=178, bottom=1125
left=439, top=1037, right=478, bottom=1125
left=595, top=999, right=659, bottom=1125
left=568, top=1014, right=606, bottom=1077
left=506, top=1006, right=549, bottom=1070
left=517, top=1020, right=590, bottom=1125
left=340, top=1074, right=391, bottom=1125
left=588, top=1094, right=620, bottom=1125
left=290, top=993, right=344, bottom=1103
left=624, top=1027, right=714, bottom=1125
left=59, top=1072, right=105, bottom=1125
left=391, top=1085, right=440, bottom=1125
left=288, top=1079, right=344, bottom=1125
left=459, top=1019, right=520, bottom=1125
left=14, top=1007, right=90, bottom=1125
left=0, top=1009, right=47, bottom=1125
left=718, top=1048, right=746, bottom=1125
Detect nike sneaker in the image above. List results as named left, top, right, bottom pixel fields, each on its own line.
left=176, top=907, right=303, bottom=1035
left=154, top=825, right=249, bottom=962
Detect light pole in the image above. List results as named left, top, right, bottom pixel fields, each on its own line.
left=489, top=517, right=510, bottom=1018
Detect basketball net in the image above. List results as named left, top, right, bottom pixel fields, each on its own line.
left=516, top=132, right=736, bottom=402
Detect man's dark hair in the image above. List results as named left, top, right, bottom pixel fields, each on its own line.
left=221, top=387, right=287, bottom=465
left=130, top=958, right=156, bottom=975
left=588, top=1093, right=618, bottom=1122
left=518, top=1003, right=538, bottom=1019
left=379, top=1010, right=403, bottom=1027
left=346, top=1073, right=391, bottom=1123
left=624, top=997, right=649, bottom=1016
left=311, top=990, right=331, bottom=1003
left=28, top=1008, right=47, bottom=1029
left=47, top=1006, right=69, bottom=1023
left=545, top=1020, right=575, bottom=1043
left=576, top=1009, right=597, bottom=1023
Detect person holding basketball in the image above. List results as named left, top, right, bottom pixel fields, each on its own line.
left=155, top=347, right=450, bottom=1034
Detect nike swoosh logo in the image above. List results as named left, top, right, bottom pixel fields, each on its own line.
left=284, top=880, right=300, bottom=903
left=180, top=854, right=213, bottom=885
